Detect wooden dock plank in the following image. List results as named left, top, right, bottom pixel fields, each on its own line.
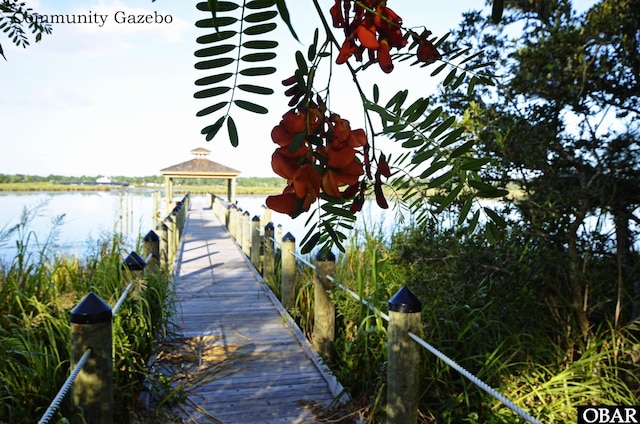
left=166, top=198, right=343, bottom=424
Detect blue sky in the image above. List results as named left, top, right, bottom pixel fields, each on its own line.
left=1, top=1, right=594, bottom=178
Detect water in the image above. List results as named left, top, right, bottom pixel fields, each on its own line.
left=0, top=190, right=161, bottom=263
left=0, top=191, right=405, bottom=263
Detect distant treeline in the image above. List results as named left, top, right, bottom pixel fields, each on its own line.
left=0, top=174, right=283, bottom=187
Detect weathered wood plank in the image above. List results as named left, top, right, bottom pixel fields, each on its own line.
left=163, top=198, right=344, bottom=424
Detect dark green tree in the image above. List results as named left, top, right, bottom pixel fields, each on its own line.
left=436, top=0, right=640, bottom=337
left=0, top=0, right=51, bottom=60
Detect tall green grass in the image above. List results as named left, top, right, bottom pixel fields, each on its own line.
left=0, top=206, right=173, bottom=424
left=265, top=221, right=640, bottom=423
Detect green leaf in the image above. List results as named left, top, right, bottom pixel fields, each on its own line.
left=449, top=139, right=475, bottom=158
left=202, top=116, right=225, bottom=141
left=194, top=86, right=232, bottom=99
left=419, top=106, right=442, bottom=129
left=246, top=0, right=277, bottom=9
left=443, top=68, right=457, bottom=86
left=459, top=157, right=491, bottom=170
left=239, top=66, right=277, bottom=76
left=436, top=184, right=463, bottom=213
left=458, top=197, right=473, bottom=225
left=244, top=11, right=278, bottom=23
left=468, top=209, right=480, bottom=233
left=295, top=50, right=308, bottom=74
left=428, top=170, right=454, bottom=188
left=430, top=63, right=447, bottom=77
left=196, top=31, right=237, bottom=44
left=276, top=0, right=299, bottom=41
left=196, top=16, right=238, bottom=28
left=440, top=127, right=466, bottom=148
left=308, top=28, right=318, bottom=61
left=194, top=44, right=236, bottom=58
left=301, top=231, right=321, bottom=254
left=195, top=57, right=235, bottom=70
left=196, top=101, right=228, bottom=117
left=238, top=84, right=274, bottom=95
left=234, top=99, right=268, bottom=114
left=195, top=73, right=234, bottom=86
left=227, top=116, right=239, bottom=147
left=242, top=40, right=278, bottom=49
left=483, top=207, right=506, bottom=228
left=243, top=22, right=277, bottom=35
left=241, top=52, right=276, bottom=62
left=420, top=160, right=448, bottom=179
left=197, top=1, right=238, bottom=12
left=430, top=116, right=456, bottom=139
left=385, top=89, right=408, bottom=110
left=373, top=84, right=379, bottom=103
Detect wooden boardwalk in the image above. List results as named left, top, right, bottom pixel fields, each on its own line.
left=168, top=198, right=342, bottom=424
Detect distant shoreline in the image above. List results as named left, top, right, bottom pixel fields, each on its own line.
left=0, top=181, right=283, bottom=195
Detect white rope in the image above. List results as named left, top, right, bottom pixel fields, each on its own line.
left=407, top=331, right=542, bottom=424
left=111, top=282, right=134, bottom=316
left=37, top=348, right=92, bottom=424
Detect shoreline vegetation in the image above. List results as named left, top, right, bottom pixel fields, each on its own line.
left=0, top=175, right=526, bottom=199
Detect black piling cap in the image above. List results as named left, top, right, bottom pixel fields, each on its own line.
left=283, top=232, right=295, bottom=242
left=122, top=251, right=146, bottom=271
left=389, top=286, right=422, bottom=313
left=265, top=222, right=274, bottom=231
left=252, top=215, right=260, bottom=222
left=143, top=230, right=159, bottom=242
left=70, top=293, right=112, bottom=324
left=316, top=250, right=336, bottom=262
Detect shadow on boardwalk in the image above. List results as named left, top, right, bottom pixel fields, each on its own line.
left=145, top=199, right=344, bottom=424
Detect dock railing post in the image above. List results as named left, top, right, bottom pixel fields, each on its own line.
left=156, top=222, right=168, bottom=268
left=70, top=293, right=113, bottom=424
left=142, top=231, right=160, bottom=270
left=387, top=286, right=422, bottom=424
left=250, top=215, right=261, bottom=270
left=313, top=251, right=336, bottom=363
left=281, top=232, right=296, bottom=309
left=263, top=222, right=275, bottom=277
left=242, top=211, right=250, bottom=255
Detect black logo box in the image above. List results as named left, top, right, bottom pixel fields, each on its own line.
left=577, top=406, right=640, bottom=424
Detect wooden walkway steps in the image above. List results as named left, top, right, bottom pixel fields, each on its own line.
left=167, top=198, right=343, bottom=423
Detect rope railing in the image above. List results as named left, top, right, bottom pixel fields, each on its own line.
left=209, top=193, right=543, bottom=424
left=37, top=348, right=92, bottom=424
left=38, top=195, right=191, bottom=424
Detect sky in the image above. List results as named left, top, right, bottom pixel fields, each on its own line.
left=1, top=0, right=596, bottom=178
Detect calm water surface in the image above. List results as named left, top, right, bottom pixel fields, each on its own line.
left=0, top=191, right=404, bottom=263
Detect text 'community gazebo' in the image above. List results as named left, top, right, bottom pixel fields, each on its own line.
left=160, top=147, right=241, bottom=202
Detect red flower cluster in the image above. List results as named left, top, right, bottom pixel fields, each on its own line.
left=266, top=106, right=369, bottom=217
left=330, top=1, right=442, bottom=72
left=331, top=0, right=406, bottom=73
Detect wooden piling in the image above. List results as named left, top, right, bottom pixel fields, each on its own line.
left=70, top=293, right=113, bottom=424
left=387, top=286, right=422, bottom=424
left=281, top=232, right=296, bottom=310
left=313, top=251, right=336, bottom=363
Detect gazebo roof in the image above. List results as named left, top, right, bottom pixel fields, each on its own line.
left=160, top=148, right=241, bottom=178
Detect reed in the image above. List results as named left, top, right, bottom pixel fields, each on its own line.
left=0, top=206, right=174, bottom=424
left=266, top=219, right=640, bottom=423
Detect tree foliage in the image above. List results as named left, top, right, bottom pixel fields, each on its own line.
left=0, top=0, right=51, bottom=60
left=433, top=0, right=640, bottom=335
left=193, top=0, right=506, bottom=253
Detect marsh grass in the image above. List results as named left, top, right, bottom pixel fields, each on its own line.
left=0, top=206, right=174, bottom=424
left=263, top=221, right=640, bottom=423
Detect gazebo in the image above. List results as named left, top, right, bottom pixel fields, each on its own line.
left=160, top=147, right=241, bottom=203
